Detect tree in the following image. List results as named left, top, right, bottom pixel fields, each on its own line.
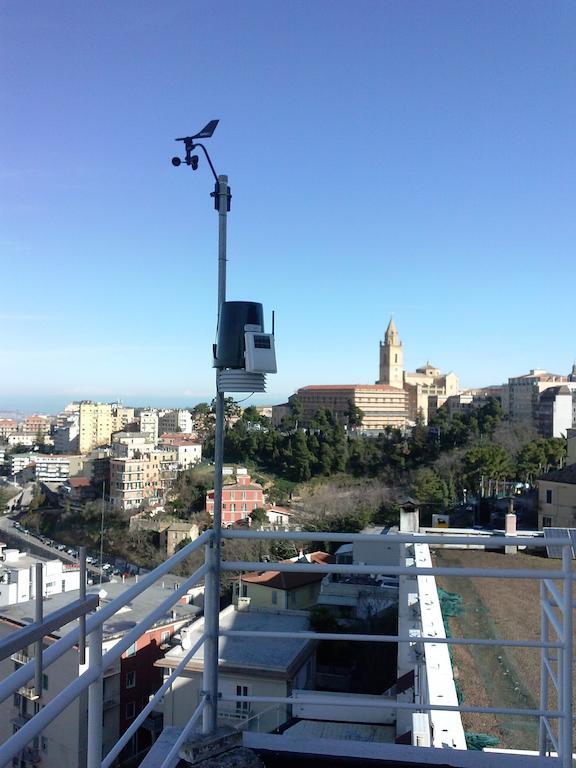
left=463, top=443, right=514, bottom=492
left=249, top=507, right=268, bottom=527
left=345, top=399, right=364, bottom=430
left=411, top=467, right=450, bottom=509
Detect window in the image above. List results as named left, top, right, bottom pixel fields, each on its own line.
left=125, top=701, right=136, bottom=719
left=161, top=630, right=170, bottom=644
left=271, top=590, right=277, bottom=605
left=543, top=516, right=552, bottom=528
left=546, top=490, right=552, bottom=504
left=126, top=671, right=136, bottom=689
left=236, top=685, right=249, bottom=714
left=125, top=643, right=136, bottom=658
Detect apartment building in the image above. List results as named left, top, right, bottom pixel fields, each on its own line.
left=536, top=385, right=576, bottom=438
left=78, top=402, right=135, bottom=454
left=111, top=431, right=155, bottom=459
left=158, top=409, right=193, bottom=435
left=139, top=410, right=159, bottom=445
left=0, top=547, right=81, bottom=606
left=507, top=370, right=569, bottom=426
left=52, top=412, right=79, bottom=454
left=9, top=454, right=82, bottom=483
left=21, top=415, right=51, bottom=436
left=0, top=418, right=18, bottom=438
left=34, top=454, right=83, bottom=483
left=110, top=449, right=178, bottom=512
left=0, top=577, right=197, bottom=768
left=538, top=464, right=576, bottom=529
left=297, top=384, right=408, bottom=432
left=158, top=436, right=202, bottom=470
left=205, top=469, right=265, bottom=526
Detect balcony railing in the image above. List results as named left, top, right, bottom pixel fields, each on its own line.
left=0, top=528, right=572, bottom=768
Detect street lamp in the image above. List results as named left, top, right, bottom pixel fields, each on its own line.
left=172, top=120, right=230, bottom=735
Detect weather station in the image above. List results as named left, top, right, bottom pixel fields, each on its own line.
left=171, top=120, right=277, bottom=746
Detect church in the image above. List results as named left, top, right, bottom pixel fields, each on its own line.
left=377, top=318, right=460, bottom=424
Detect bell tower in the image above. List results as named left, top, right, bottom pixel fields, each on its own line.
left=378, top=317, right=404, bottom=389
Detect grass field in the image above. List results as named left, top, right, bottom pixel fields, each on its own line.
left=433, top=548, right=571, bottom=751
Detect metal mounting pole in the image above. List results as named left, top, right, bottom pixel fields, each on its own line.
left=203, top=173, right=229, bottom=735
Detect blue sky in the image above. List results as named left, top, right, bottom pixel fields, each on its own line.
left=1, top=1, right=575, bottom=413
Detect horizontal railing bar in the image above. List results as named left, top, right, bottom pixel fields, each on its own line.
left=220, top=629, right=562, bottom=649
left=222, top=529, right=556, bottom=547
left=221, top=560, right=566, bottom=580
left=102, top=632, right=207, bottom=768
left=0, top=530, right=213, bottom=704
left=219, top=693, right=562, bottom=718
left=160, top=696, right=207, bottom=768
left=0, top=561, right=210, bottom=768
left=100, top=563, right=210, bottom=669
left=0, top=595, right=99, bottom=662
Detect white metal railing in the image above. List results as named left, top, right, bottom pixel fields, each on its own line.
left=0, top=528, right=573, bottom=768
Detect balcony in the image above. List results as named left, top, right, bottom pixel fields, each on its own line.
left=0, top=528, right=573, bottom=768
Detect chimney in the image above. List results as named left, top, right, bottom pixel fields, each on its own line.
left=505, top=498, right=517, bottom=555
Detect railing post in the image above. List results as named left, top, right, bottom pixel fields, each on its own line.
left=87, top=623, right=103, bottom=768
left=539, top=580, right=550, bottom=755
left=561, top=545, right=573, bottom=768
left=202, top=541, right=219, bottom=734
left=79, top=546, right=87, bottom=665
left=34, top=563, right=43, bottom=697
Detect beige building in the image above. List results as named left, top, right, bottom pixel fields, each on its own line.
left=110, top=449, right=178, bottom=512
left=507, top=370, right=569, bottom=425
left=377, top=318, right=459, bottom=423
left=163, top=521, right=200, bottom=556
left=538, top=464, right=576, bottom=529
left=297, top=384, right=407, bottom=432
left=238, top=551, right=333, bottom=610
left=78, top=402, right=135, bottom=454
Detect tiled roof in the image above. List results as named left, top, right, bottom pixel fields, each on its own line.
left=299, top=384, right=403, bottom=391
left=241, top=551, right=334, bottom=590
left=68, top=477, right=92, bottom=487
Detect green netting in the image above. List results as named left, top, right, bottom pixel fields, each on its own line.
left=465, top=732, right=500, bottom=750
left=438, top=587, right=464, bottom=618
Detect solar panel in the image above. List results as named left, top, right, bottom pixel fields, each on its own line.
left=544, top=527, right=572, bottom=559
left=568, top=528, right=576, bottom=559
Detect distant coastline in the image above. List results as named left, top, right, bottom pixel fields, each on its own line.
left=0, top=392, right=285, bottom=417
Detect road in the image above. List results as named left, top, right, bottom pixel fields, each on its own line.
left=0, top=515, right=109, bottom=582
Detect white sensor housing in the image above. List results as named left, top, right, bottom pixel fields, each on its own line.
left=244, top=332, right=277, bottom=374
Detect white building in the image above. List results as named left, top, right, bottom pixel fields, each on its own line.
left=33, top=454, right=82, bottom=483
left=139, top=410, right=159, bottom=445
left=111, top=431, right=155, bottom=459
left=158, top=409, right=193, bottom=436
left=10, top=453, right=35, bottom=477
left=0, top=577, right=198, bottom=768
left=0, top=548, right=81, bottom=606
left=158, top=440, right=202, bottom=470
left=157, top=605, right=315, bottom=734
left=53, top=412, right=79, bottom=454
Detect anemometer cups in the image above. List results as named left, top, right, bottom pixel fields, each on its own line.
left=214, top=301, right=264, bottom=369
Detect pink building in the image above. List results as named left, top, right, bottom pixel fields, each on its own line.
left=206, top=472, right=265, bottom=527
